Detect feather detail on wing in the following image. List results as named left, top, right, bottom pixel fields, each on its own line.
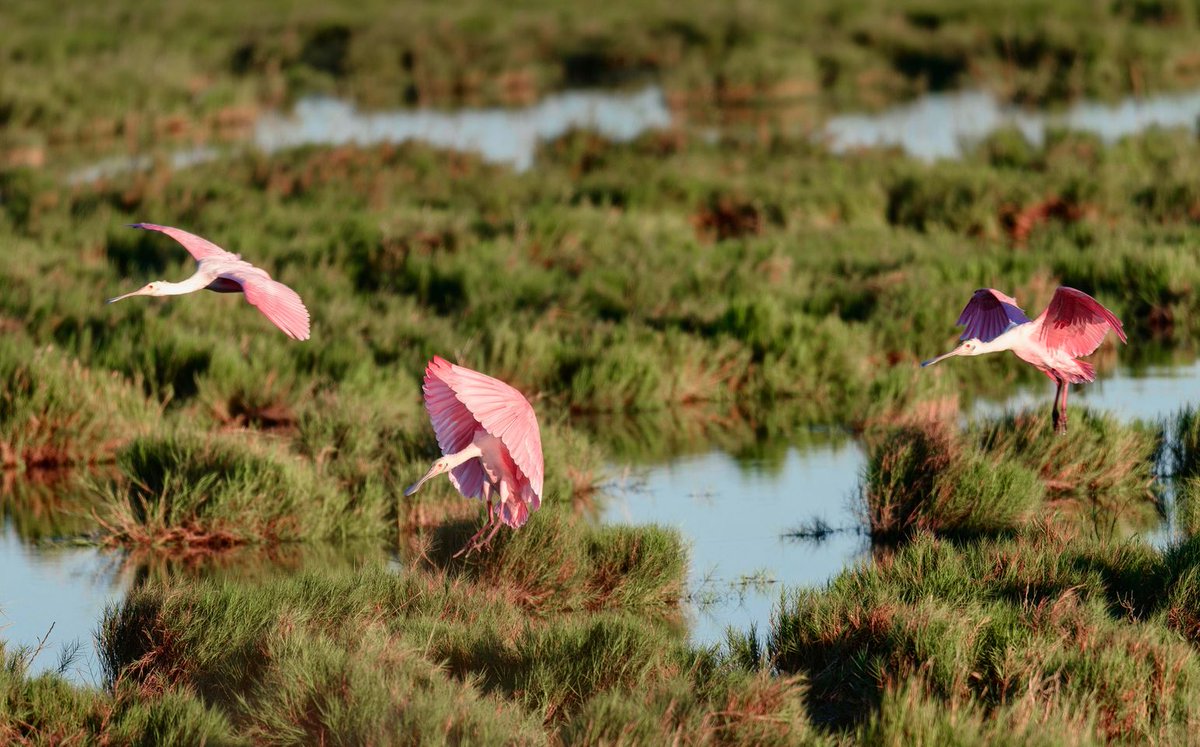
left=422, top=357, right=544, bottom=505
left=1036, top=286, right=1126, bottom=358
left=422, top=364, right=487, bottom=500
left=225, top=269, right=312, bottom=341
left=957, top=288, right=1031, bottom=341
left=129, top=223, right=240, bottom=262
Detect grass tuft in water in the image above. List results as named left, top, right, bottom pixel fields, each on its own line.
left=95, top=431, right=388, bottom=548
left=862, top=410, right=1159, bottom=541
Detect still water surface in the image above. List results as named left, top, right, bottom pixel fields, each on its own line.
left=0, top=525, right=127, bottom=683
left=824, top=88, right=1200, bottom=160
left=601, top=360, right=1200, bottom=647
left=67, top=83, right=1200, bottom=182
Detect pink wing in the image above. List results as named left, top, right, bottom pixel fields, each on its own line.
left=129, top=223, right=240, bottom=262
left=422, top=361, right=488, bottom=500
left=221, top=268, right=312, bottom=341
left=423, top=357, right=544, bottom=502
left=1036, top=286, right=1126, bottom=358
left=957, top=288, right=1031, bottom=341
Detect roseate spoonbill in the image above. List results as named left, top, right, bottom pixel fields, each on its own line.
left=922, top=286, right=1127, bottom=434
left=405, top=356, right=544, bottom=557
left=106, top=223, right=311, bottom=340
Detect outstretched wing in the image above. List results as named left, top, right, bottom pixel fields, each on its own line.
left=425, top=356, right=544, bottom=501
left=422, top=360, right=487, bottom=500
left=1036, top=286, right=1126, bottom=358
left=957, top=288, right=1031, bottom=341
left=220, top=266, right=311, bottom=341
left=129, top=223, right=240, bottom=262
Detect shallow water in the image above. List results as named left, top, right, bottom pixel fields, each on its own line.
left=603, top=359, right=1200, bottom=648
left=0, top=523, right=128, bottom=684
left=67, top=84, right=1200, bottom=183
left=69, top=86, right=671, bottom=182
left=823, top=88, right=1200, bottom=160
left=969, top=358, right=1200, bottom=423
left=602, top=435, right=866, bottom=647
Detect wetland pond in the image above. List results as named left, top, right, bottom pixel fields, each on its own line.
left=601, top=358, right=1200, bottom=648
left=64, top=83, right=1200, bottom=183
left=20, top=81, right=1200, bottom=681
left=5, top=360, right=1197, bottom=683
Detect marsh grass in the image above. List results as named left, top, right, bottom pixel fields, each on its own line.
left=0, top=643, right=237, bottom=745
left=0, top=337, right=153, bottom=469
left=8, top=0, right=1200, bottom=152
left=767, top=530, right=1200, bottom=740
left=96, top=526, right=802, bottom=743
left=95, top=431, right=389, bottom=548
left=862, top=411, right=1160, bottom=541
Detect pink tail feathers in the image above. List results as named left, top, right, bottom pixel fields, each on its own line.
left=499, top=500, right=530, bottom=528
left=1070, top=360, right=1095, bottom=383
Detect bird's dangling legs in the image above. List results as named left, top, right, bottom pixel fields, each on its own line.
left=453, top=496, right=497, bottom=558
left=1052, top=378, right=1068, bottom=435
left=469, top=483, right=511, bottom=553
left=479, top=513, right=504, bottom=547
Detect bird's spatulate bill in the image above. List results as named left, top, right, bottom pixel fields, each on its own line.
left=105, top=287, right=150, bottom=304
left=404, top=464, right=440, bottom=496
left=921, top=345, right=964, bottom=367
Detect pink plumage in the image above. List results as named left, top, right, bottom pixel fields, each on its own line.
left=416, top=356, right=543, bottom=533
left=1036, top=286, right=1127, bottom=359
left=924, top=286, right=1126, bottom=434
left=109, top=224, right=311, bottom=341
left=131, top=222, right=238, bottom=262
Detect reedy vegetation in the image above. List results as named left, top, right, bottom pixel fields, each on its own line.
left=6, top=0, right=1200, bottom=145
left=3, top=4, right=1200, bottom=741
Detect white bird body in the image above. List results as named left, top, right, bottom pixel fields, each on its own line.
left=107, top=224, right=311, bottom=340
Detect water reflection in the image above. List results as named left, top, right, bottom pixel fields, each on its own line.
left=969, top=358, right=1200, bottom=423
left=602, top=359, right=1200, bottom=647
left=602, top=434, right=866, bottom=648
left=824, top=88, right=1200, bottom=160
left=0, top=503, right=389, bottom=686
left=0, top=523, right=127, bottom=685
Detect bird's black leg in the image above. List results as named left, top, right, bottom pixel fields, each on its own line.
left=1051, top=377, right=1060, bottom=437
left=1051, top=378, right=1069, bottom=435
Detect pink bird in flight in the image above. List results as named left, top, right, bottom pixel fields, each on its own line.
left=922, top=286, right=1126, bottom=434
left=405, top=356, right=544, bottom=556
left=106, top=224, right=311, bottom=341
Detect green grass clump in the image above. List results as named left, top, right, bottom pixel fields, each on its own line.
left=1167, top=406, right=1200, bottom=481
left=95, top=431, right=388, bottom=547
left=0, top=336, right=152, bottom=469
left=971, top=409, right=1159, bottom=504
left=766, top=531, right=1200, bottom=741
left=422, top=510, right=687, bottom=617
left=560, top=667, right=815, bottom=746
left=0, top=644, right=238, bottom=744
left=95, top=525, right=810, bottom=743
left=862, top=411, right=1159, bottom=541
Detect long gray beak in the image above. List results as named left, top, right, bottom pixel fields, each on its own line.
left=921, top=345, right=964, bottom=367
left=106, top=289, right=146, bottom=304
left=404, top=464, right=441, bottom=496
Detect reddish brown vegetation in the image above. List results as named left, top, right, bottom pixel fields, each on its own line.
left=692, top=194, right=763, bottom=242
left=999, top=196, right=1094, bottom=245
